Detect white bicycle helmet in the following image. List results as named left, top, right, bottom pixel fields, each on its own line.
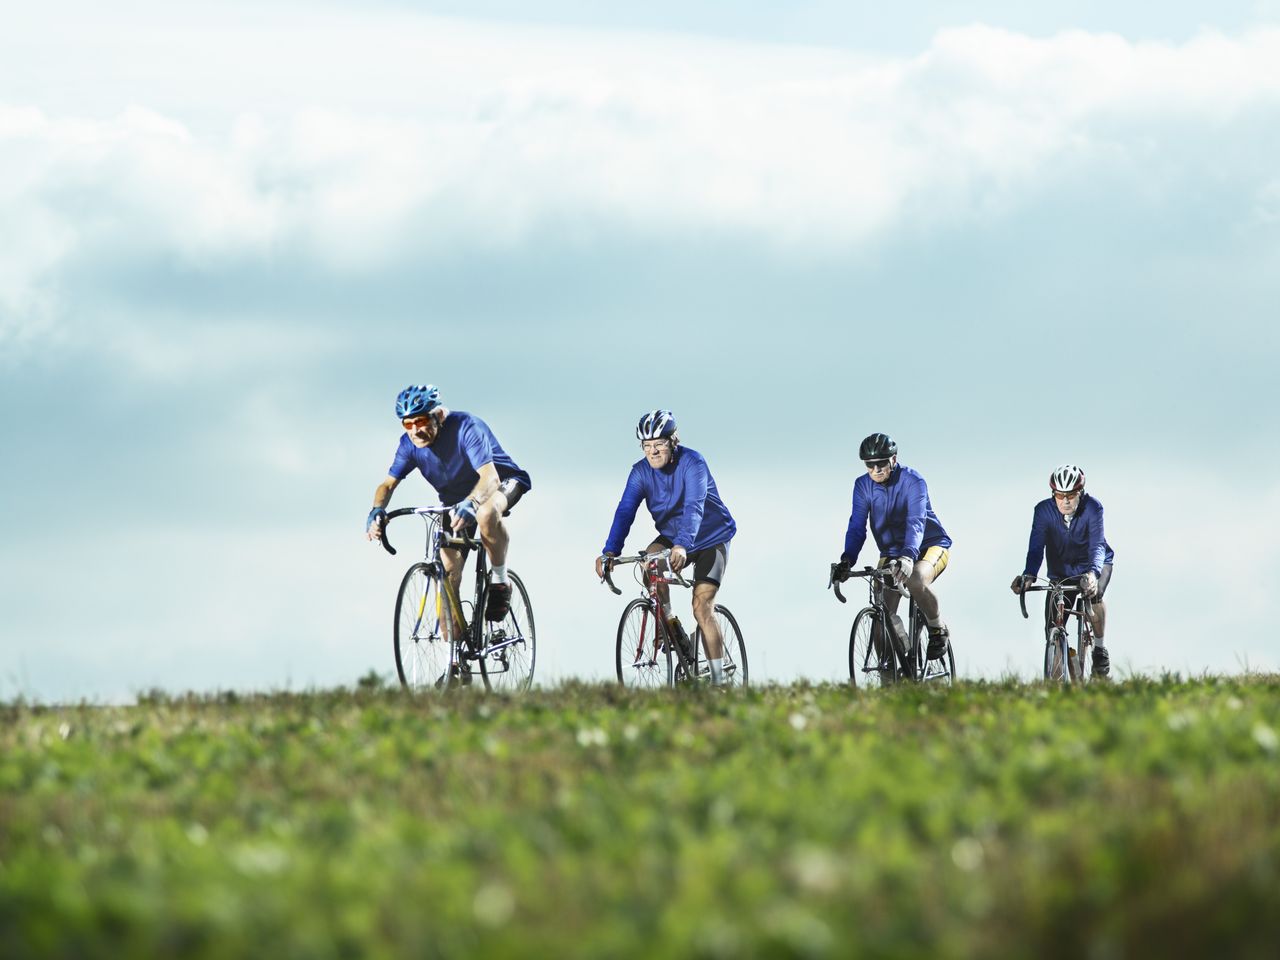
left=1049, top=464, right=1086, bottom=494
left=636, top=409, right=677, bottom=440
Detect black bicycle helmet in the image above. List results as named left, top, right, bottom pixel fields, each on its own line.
left=859, top=432, right=897, bottom=461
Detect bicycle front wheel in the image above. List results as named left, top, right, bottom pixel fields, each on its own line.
left=394, top=563, right=455, bottom=692
left=849, top=607, right=891, bottom=689
left=1044, top=627, right=1070, bottom=684
left=693, top=604, right=749, bottom=688
left=616, top=599, right=672, bottom=688
left=479, top=572, right=536, bottom=692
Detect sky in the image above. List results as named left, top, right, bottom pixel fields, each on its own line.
left=3, top=1, right=1279, bottom=702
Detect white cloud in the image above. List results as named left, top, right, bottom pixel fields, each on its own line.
left=3, top=20, right=1280, bottom=348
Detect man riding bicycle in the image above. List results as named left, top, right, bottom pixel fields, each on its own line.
left=834, top=433, right=954, bottom=661
left=1011, top=464, right=1115, bottom=678
left=366, top=384, right=531, bottom=623
left=595, top=410, right=737, bottom=685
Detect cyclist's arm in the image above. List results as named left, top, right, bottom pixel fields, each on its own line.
left=900, top=474, right=928, bottom=561
left=842, top=479, right=870, bottom=563
left=674, top=455, right=709, bottom=550
left=461, top=462, right=501, bottom=508
left=1022, top=502, right=1048, bottom=577
left=1086, top=500, right=1106, bottom=576
left=603, top=467, right=646, bottom=556
left=367, top=475, right=401, bottom=540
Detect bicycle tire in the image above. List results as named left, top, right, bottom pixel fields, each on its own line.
left=394, top=563, right=457, bottom=692
left=1044, top=627, right=1070, bottom=684
left=849, top=607, right=892, bottom=689
left=478, top=571, right=536, bottom=692
left=916, top=618, right=956, bottom=684
left=693, top=604, right=748, bottom=688
left=616, top=599, right=672, bottom=688
left=1076, top=617, right=1093, bottom=685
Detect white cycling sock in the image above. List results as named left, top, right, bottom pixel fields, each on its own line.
left=926, top=616, right=943, bottom=630
left=491, top=564, right=509, bottom=585
left=709, top=658, right=725, bottom=684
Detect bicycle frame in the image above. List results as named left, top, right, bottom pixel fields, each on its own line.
left=381, top=506, right=528, bottom=677
left=603, top=550, right=701, bottom=685
left=1017, top=576, right=1095, bottom=684
left=830, top=564, right=923, bottom=683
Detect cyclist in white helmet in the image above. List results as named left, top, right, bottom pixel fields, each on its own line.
left=595, top=410, right=738, bottom=684
left=1012, top=464, right=1116, bottom=677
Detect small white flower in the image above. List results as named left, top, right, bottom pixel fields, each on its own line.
left=789, top=712, right=808, bottom=731
left=1252, top=723, right=1278, bottom=753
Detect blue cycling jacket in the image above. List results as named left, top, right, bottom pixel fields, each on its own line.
left=1022, top=494, right=1114, bottom=579
left=388, top=411, right=530, bottom=506
left=841, top=463, right=951, bottom=563
left=603, top=446, right=736, bottom=555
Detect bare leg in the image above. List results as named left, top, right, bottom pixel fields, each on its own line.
left=440, top=546, right=469, bottom=641
left=1089, top=600, right=1107, bottom=643
left=477, top=490, right=510, bottom=568
left=692, top=581, right=723, bottom=660
left=906, top=560, right=942, bottom=625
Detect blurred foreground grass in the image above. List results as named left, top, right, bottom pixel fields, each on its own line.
left=2, top=676, right=1278, bottom=958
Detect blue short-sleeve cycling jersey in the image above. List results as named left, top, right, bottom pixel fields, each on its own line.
left=602, top=446, right=736, bottom=555
left=841, top=463, right=951, bottom=564
left=388, top=411, right=531, bottom=506
left=1022, top=494, right=1114, bottom=579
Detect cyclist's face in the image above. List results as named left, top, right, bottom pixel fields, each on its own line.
left=865, top=455, right=896, bottom=483
left=404, top=414, right=439, bottom=447
left=642, top=438, right=673, bottom=467
left=1054, top=489, right=1081, bottom=515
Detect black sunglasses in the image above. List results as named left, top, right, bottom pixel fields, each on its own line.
left=864, top=459, right=892, bottom=470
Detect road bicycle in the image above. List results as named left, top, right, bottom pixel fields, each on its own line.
left=602, top=549, right=748, bottom=688
left=379, top=506, right=535, bottom=692
left=829, top=564, right=955, bottom=688
left=1016, top=576, right=1094, bottom=684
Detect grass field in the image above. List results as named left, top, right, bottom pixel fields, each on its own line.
left=2, top=676, right=1278, bottom=958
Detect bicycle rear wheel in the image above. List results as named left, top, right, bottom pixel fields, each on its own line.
left=616, top=599, right=672, bottom=688
left=1044, top=627, right=1070, bottom=684
left=849, top=607, right=893, bottom=689
left=693, top=604, right=748, bottom=688
left=479, top=572, right=536, bottom=692
left=916, top=619, right=955, bottom=684
left=394, top=563, right=455, bottom=692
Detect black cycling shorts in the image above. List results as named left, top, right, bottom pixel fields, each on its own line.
left=652, top=537, right=729, bottom=586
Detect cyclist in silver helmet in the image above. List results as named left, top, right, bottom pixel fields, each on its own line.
left=596, top=410, right=738, bottom=684
left=1011, top=464, right=1116, bottom=678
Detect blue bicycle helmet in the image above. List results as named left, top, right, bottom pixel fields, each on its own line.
left=636, top=409, right=677, bottom=440
left=396, top=384, right=441, bottom=419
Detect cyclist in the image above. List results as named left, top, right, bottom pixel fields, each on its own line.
left=833, top=433, right=954, bottom=661
left=366, top=384, right=531, bottom=623
left=595, top=410, right=737, bottom=685
left=1011, top=464, right=1115, bottom=678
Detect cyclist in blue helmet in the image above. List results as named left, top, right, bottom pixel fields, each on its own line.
left=834, top=432, right=954, bottom=663
left=367, top=384, right=531, bottom=622
left=596, top=410, right=738, bottom=685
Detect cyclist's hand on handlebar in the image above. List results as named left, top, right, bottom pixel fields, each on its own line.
left=833, top=558, right=853, bottom=582
left=1010, top=574, right=1031, bottom=594
left=595, top=553, right=616, bottom=579
left=891, top=556, right=913, bottom=586
left=451, top=498, right=478, bottom=532
left=669, top=545, right=688, bottom=573
left=366, top=507, right=387, bottom=542
left=1081, top=571, right=1099, bottom=598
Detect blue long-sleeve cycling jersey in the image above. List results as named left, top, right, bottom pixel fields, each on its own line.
left=388, top=411, right=530, bottom=506
left=1022, top=494, right=1114, bottom=579
left=602, top=446, right=736, bottom=555
left=841, top=463, right=951, bottom=563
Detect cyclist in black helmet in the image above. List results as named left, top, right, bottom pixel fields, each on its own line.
left=833, top=433, right=954, bottom=662
left=366, top=384, right=531, bottom=623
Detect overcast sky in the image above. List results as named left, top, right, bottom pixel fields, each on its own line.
left=3, top=1, right=1279, bottom=701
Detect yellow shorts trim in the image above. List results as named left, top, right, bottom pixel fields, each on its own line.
left=879, top=546, right=949, bottom=579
